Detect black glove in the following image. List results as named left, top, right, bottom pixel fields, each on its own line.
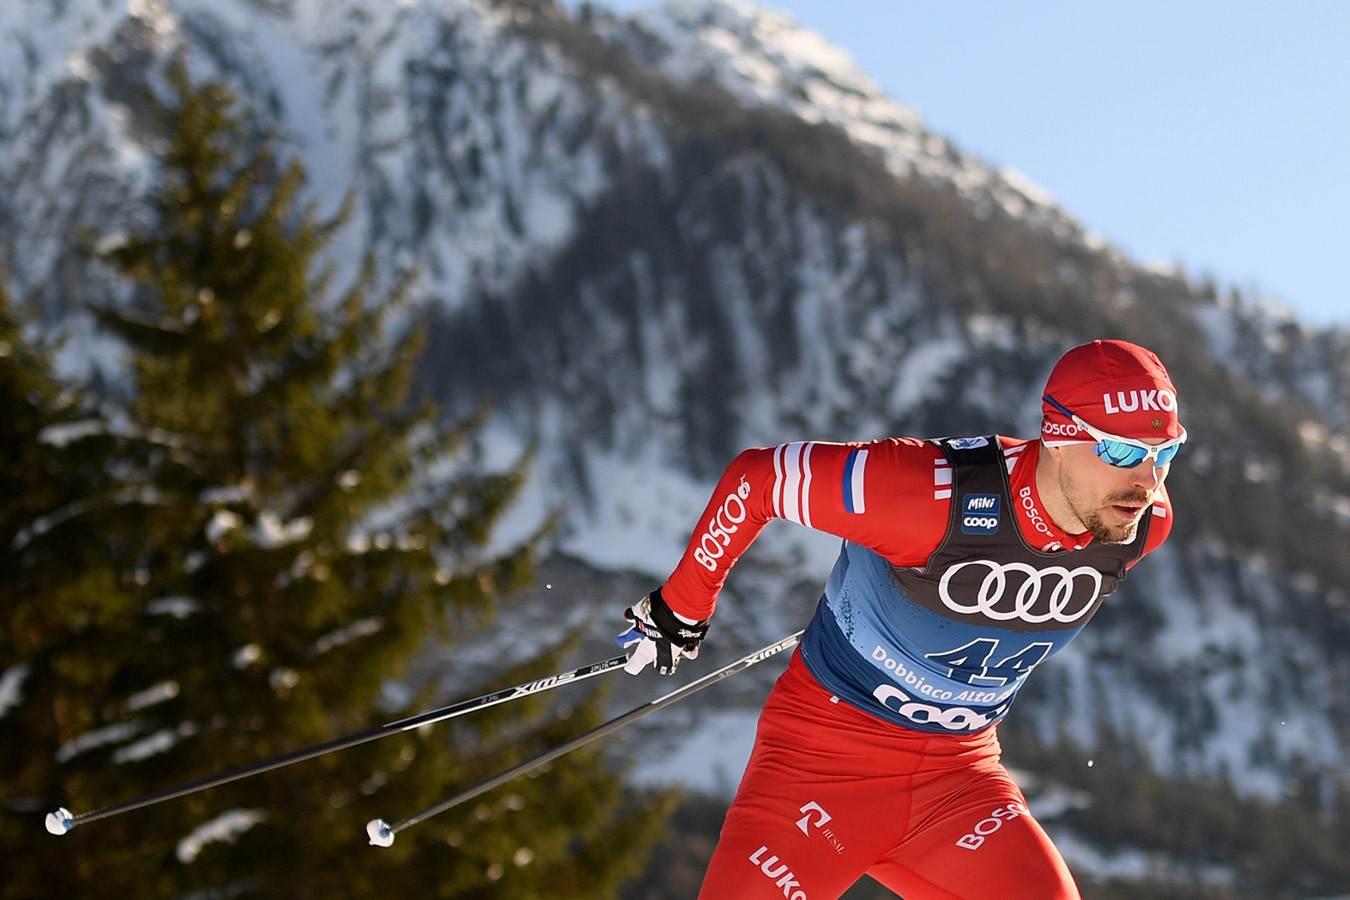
left=616, top=588, right=710, bottom=675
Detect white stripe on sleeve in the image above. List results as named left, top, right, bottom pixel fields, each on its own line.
left=849, top=448, right=868, bottom=514
left=775, top=442, right=811, bottom=526
left=772, top=445, right=786, bottom=518
left=933, top=458, right=952, bottom=500
left=800, top=443, right=814, bottom=527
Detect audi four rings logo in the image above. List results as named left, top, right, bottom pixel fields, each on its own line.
left=938, top=560, right=1103, bottom=624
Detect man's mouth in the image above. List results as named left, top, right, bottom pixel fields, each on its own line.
left=1107, top=492, right=1151, bottom=521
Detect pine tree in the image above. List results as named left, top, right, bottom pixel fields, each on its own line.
left=0, top=276, right=153, bottom=889
left=1, top=61, right=662, bottom=898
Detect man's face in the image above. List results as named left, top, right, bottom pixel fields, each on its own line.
left=1053, top=442, right=1170, bottom=543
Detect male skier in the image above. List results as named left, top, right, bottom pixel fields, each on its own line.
left=618, top=339, right=1185, bottom=899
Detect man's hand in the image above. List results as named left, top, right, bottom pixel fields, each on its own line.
left=616, top=588, right=710, bottom=675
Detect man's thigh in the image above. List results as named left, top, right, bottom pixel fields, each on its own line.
left=696, top=762, right=908, bottom=900
left=867, top=772, right=1080, bottom=900
left=695, top=666, right=917, bottom=899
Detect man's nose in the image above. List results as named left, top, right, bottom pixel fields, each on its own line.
left=1129, top=462, right=1163, bottom=490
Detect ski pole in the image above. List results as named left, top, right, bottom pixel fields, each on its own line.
left=45, top=652, right=630, bottom=836
left=366, top=630, right=803, bottom=847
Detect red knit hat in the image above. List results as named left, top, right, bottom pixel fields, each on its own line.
left=1041, top=340, right=1182, bottom=443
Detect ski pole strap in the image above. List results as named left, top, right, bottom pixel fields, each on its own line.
left=366, top=630, right=804, bottom=847
left=45, top=652, right=630, bottom=836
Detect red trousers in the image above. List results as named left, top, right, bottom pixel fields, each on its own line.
left=696, top=652, right=1079, bottom=900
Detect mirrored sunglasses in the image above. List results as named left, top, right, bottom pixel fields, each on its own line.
left=1044, top=394, right=1186, bottom=469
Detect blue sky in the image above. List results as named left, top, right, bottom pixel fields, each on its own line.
left=586, top=0, right=1349, bottom=327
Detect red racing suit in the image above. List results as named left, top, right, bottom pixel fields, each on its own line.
left=660, top=435, right=1172, bottom=900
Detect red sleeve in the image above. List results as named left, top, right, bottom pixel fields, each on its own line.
left=660, top=439, right=951, bottom=620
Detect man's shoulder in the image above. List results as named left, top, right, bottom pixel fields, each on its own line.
left=1141, top=483, right=1175, bottom=555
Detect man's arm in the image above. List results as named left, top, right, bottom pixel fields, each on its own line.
left=660, top=438, right=950, bottom=620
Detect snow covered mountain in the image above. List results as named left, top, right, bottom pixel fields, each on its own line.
left=5, top=0, right=1350, bottom=891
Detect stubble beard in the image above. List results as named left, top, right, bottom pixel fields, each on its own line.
left=1063, top=477, right=1152, bottom=544
left=1079, top=507, right=1140, bottom=544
